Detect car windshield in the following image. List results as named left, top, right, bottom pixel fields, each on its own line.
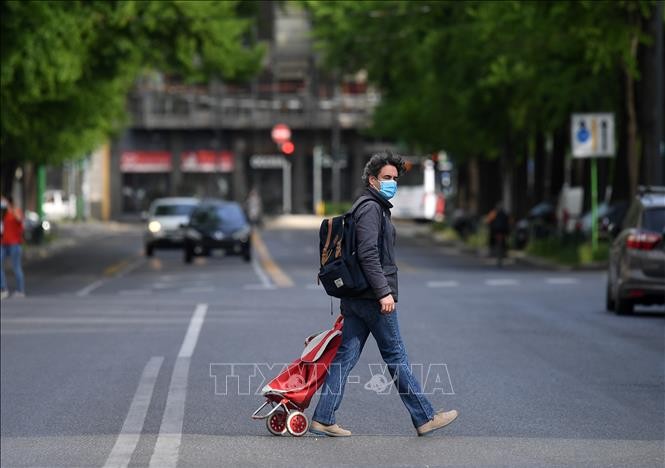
left=215, top=204, right=247, bottom=230
left=153, top=204, right=195, bottom=216
left=642, top=208, right=665, bottom=232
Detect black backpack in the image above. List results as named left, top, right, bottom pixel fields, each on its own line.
left=318, top=197, right=384, bottom=298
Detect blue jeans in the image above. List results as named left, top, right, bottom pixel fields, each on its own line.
left=312, top=298, right=435, bottom=428
left=1, top=244, right=25, bottom=293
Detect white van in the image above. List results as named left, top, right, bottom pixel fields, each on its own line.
left=43, top=190, right=76, bottom=220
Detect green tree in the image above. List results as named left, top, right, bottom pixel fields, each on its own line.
left=1, top=0, right=264, bottom=191
left=305, top=0, right=660, bottom=211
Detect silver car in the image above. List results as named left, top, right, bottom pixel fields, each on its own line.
left=606, top=187, right=665, bottom=315
left=143, top=197, right=199, bottom=257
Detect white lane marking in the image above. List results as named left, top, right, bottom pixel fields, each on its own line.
left=178, top=303, right=207, bottom=358
left=426, top=280, right=459, bottom=288
left=305, top=284, right=323, bottom=290
left=149, top=304, right=207, bottom=468
left=149, top=358, right=190, bottom=468
left=180, top=287, right=215, bottom=294
left=545, top=277, right=579, bottom=285
left=119, top=289, right=153, bottom=296
left=77, top=257, right=146, bottom=296
left=76, top=279, right=105, bottom=297
left=103, top=356, right=164, bottom=468
left=251, top=256, right=273, bottom=289
left=243, top=284, right=276, bottom=290
left=485, top=279, right=520, bottom=286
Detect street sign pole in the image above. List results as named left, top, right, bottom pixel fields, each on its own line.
left=313, top=146, right=323, bottom=215
left=36, top=165, right=46, bottom=219
left=571, top=113, right=616, bottom=256
left=591, top=158, right=598, bottom=253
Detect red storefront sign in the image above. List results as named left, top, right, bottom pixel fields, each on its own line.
left=120, top=151, right=172, bottom=173
left=181, top=150, right=235, bottom=173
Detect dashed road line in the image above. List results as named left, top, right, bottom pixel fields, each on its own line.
left=243, top=284, right=276, bottom=290
left=426, top=280, right=460, bottom=288
left=485, top=279, right=520, bottom=286
left=149, top=304, right=207, bottom=468
left=103, top=356, right=164, bottom=468
left=545, top=277, right=579, bottom=285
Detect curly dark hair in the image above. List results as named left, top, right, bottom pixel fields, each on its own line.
left=361, top=150, right=405, bottom=186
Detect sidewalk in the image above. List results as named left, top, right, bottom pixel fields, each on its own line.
left=428, top=230, right=607, bottom=271
left=22, top=221, right=141, bottom=264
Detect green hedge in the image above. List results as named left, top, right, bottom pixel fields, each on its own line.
left=526, top=237, right=608, bottom=266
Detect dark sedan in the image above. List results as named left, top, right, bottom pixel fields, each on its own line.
left=182, top=200, right=252, bottom=263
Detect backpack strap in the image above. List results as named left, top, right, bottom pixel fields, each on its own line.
left=320, top=218, right=334, bottom=265
left=348, top=196, right=386, bottom=265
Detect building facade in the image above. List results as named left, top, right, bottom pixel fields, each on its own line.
left=110, top=2, right=385, bottom=218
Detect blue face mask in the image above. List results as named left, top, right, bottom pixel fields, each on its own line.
left=377, top=180, right=397, bottom=199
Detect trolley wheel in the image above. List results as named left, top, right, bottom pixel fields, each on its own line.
left=266, top=409, right=287, bottom=436
left=286, top=411, right=309, bottom=437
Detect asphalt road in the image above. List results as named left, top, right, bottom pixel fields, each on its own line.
left=1, top=220, right=663, bottom=467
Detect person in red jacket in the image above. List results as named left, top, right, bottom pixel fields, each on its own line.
left=1, top=195, right=25, bottom=299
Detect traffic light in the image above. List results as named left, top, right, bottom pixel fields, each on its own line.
left=280, top=141, right=295, bottom=155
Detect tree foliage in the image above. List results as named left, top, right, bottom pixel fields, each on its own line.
left=306, top=0, right=658, bottom=168
left=1, top=0, right=264, bottom=167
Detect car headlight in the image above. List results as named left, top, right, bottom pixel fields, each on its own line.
left=148, top=221, right=162, bottom=233
left=41, top=220, right=51, bottom=232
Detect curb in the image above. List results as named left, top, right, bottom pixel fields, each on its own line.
left=428, top=229, right=607, bottom=271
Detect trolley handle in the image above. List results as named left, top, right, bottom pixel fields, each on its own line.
left=251, top=400, right=285, bottom=420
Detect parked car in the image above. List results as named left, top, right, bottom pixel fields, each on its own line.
left=606, top=187, right=665, bottom=315
left=513, top=201, right=557, bottom=248
left=577, top=201, right=628, bottom=239
left=143, top=197, right=199, bottom=256
left=182, top=200, right=252, bottom=263
left=23, top=210, right=52, bottom=244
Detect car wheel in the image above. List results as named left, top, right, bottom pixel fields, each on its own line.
left=184, top=247, right=193, bottom=264
left=243, top=248, right=252, bottom=263
left=605, top=280, right=615, bottom=311
left=145, top=244, right=154, bottom=257
left=616, top=295, right=634, bottom=315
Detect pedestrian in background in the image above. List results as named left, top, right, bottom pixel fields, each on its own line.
left=245, top=188, right=263, bottom=227
left=1, top=195, right=26, bottom=299
left=310, top=151, right=458, bottom=437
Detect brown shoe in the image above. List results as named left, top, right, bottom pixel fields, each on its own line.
left=310, top=421, right=352, bottom=437
left=416, top=409, right=458, bottom=436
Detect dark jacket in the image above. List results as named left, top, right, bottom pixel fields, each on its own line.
left=353, top=187, right=398, bottom=302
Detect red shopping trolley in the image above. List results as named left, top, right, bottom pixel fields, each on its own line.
left=251, top=315, right=343, bottom=436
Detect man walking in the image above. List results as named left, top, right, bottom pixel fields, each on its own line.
left=310, top=151, right=458, bottom=437
left=1, top=195, right=25, bottom=299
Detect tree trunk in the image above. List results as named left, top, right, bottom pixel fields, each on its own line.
left=0, top=158, right=18, bottom=197
left=534, top=131, right=545, bottom=204
left=625, top=33, right=640, bottom=197
left=550, top=125, right=567, bottom=201
left=468, top=157, right=480, bottom=215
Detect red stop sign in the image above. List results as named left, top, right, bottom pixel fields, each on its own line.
left=271, top=124, right=291, bottom=144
